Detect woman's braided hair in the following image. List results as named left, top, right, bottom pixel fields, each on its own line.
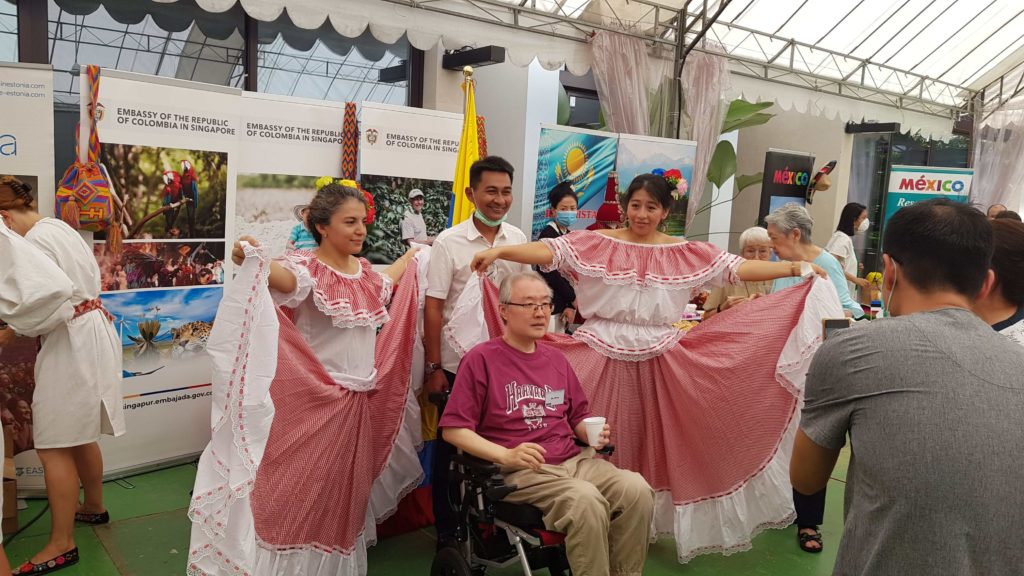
left=0, top=176, right=35, bottom=210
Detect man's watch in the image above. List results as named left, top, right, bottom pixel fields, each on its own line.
left=425, top=362, right=442, bottom=376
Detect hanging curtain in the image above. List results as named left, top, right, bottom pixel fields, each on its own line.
left=591, top=31, right=651, bottom=135
left=681, top=46, right=729, bottom=226
left=973, top=94, right=1024, bottom=214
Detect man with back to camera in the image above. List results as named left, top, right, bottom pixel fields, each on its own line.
left=401, top=188, right=433, bottom=246
left=791, top=198, right=1024, bottom=575
left=424, top=156, right=530, bottom=547
left=440, top=271, right=654, bottom=576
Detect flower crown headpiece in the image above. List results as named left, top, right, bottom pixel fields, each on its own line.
left=651, top=168, right=689, bottom=201
left=314, top=176, right=376, bottom=225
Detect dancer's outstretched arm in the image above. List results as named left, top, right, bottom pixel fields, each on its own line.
left=738, top=260, right=827, bottom=282
left=231, top=236, right=297, bottom=294
left=471, top=242, right=554, bottom=274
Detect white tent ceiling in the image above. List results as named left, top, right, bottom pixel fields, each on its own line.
left=161, top=0, right=1024, bottom=136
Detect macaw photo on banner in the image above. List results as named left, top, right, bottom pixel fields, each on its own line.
left=98, top=143, right=228, bottom=241
left=533, top=126, right=617, bottom=238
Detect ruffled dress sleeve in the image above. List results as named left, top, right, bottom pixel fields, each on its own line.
left=270, top=250, right=316, bottom=308
left=539, top=230, right=744, bottom=292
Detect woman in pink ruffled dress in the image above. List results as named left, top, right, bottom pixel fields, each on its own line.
left=471, top=174, right=842, bottom=562
left=188, top=182, right=423, bottom=576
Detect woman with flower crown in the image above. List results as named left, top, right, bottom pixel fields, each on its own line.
left=188, top=179, right=424, bottom=576
left=467, top=173, right=843, bottom=563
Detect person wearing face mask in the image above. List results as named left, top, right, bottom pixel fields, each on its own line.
left=792, top=198, right=1024, bottom=575
left=537, top=181, right=579, bottom=332
left=826, top=202, right=871, bottom=300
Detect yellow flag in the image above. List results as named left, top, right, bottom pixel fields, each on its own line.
left=450, top=76, right=479, bottom=226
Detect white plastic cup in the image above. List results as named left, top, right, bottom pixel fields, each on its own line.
left=583, top=416, right=606, bottom=447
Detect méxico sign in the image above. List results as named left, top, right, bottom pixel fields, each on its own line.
left=884, top=165, right=973, bottom=225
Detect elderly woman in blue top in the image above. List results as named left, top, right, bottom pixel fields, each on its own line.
left=765, top=201, right=861, bottom=554
left=768, top=203, right=863, bottom=319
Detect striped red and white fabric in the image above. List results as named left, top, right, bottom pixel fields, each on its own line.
left=283, top=251, right=391, bottom=329
left=189, top=246, right=421, bottom=576
left=459, top=242, right=841, bottom=563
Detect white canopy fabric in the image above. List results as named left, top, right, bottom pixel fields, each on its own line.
left=155, top=0, right=596, bottom=74
left=159, top=0, right=1024, bottom=137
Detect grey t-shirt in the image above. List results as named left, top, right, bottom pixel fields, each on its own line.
left=802, top=308, right=1024, bottom=576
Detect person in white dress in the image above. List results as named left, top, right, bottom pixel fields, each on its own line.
left=974, top=219, right=1024, bottom=346
left=825, top=202, right=871, bottom=300
left=188, top=181, right=422, bottom=576
left=0, top=175, right=125, bottom=575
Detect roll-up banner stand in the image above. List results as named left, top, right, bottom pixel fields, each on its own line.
left=758, top=148, right=815, bottom=223
left=0, top=63, right=57, bottom=490
left=39, top=69, right=242, bottom=493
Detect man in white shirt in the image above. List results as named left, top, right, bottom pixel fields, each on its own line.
left=424, top=155, right=529, bottom=547
left=401, top=189, right=432, bottom=246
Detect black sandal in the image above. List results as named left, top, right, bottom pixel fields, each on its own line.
left=797, top=527, right=824, bottom=554
left=74, top=510, right=109, bottom=525
left=13, top=548, right=79, bottom=575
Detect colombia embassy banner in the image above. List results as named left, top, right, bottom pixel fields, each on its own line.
left=76, top=69, right=240, bottom=491
left=533, top=125, right=617, bottom=239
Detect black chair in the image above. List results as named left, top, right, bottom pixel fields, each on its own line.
left=430, top=439, right=614, bottom=576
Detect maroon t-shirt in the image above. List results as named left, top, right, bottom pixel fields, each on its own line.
left=439, top=338, right=591, bottom=465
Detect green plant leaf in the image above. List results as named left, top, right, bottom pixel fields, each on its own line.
left=557, top=84, right=571, bottom=125
left=706, top=140, right=737, bottom=190
left=736, top=172, right=764, bottom=192
left=722, top=111, right=775, bottom=134
left=723, top=99, right=774, bottom=124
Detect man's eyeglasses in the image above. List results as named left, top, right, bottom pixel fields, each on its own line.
left=502, top=301, right=553, bottom=312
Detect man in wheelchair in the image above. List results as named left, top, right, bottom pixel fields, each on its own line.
left=439, top=272, right=655, bottom=576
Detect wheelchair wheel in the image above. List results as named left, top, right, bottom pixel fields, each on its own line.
left=430, top=546, right=482, bottom=576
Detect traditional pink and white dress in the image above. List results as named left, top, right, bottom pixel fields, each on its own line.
left=447, top=231, right=841, bottom=562
left=188, top=247, right=424, bottom=576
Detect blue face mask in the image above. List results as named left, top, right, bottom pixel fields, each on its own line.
left=554, top=210, right=577, bottom=228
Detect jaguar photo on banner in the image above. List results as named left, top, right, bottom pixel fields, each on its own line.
left=533, top=125, right=618, bottom=238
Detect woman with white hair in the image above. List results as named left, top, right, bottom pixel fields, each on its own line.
left=703, top=227, right=774, bottom=318
left=768, top=203, right=863, bottom=319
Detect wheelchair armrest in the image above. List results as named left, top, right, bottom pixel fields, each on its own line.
left=485, top=484, right=518, bottom=502
left=573, top=438, right=615, bottom=457
left=451, top=452, right=500, bottom=476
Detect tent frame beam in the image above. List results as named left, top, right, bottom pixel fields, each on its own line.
left=380, top=0, right=984, bottom=120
